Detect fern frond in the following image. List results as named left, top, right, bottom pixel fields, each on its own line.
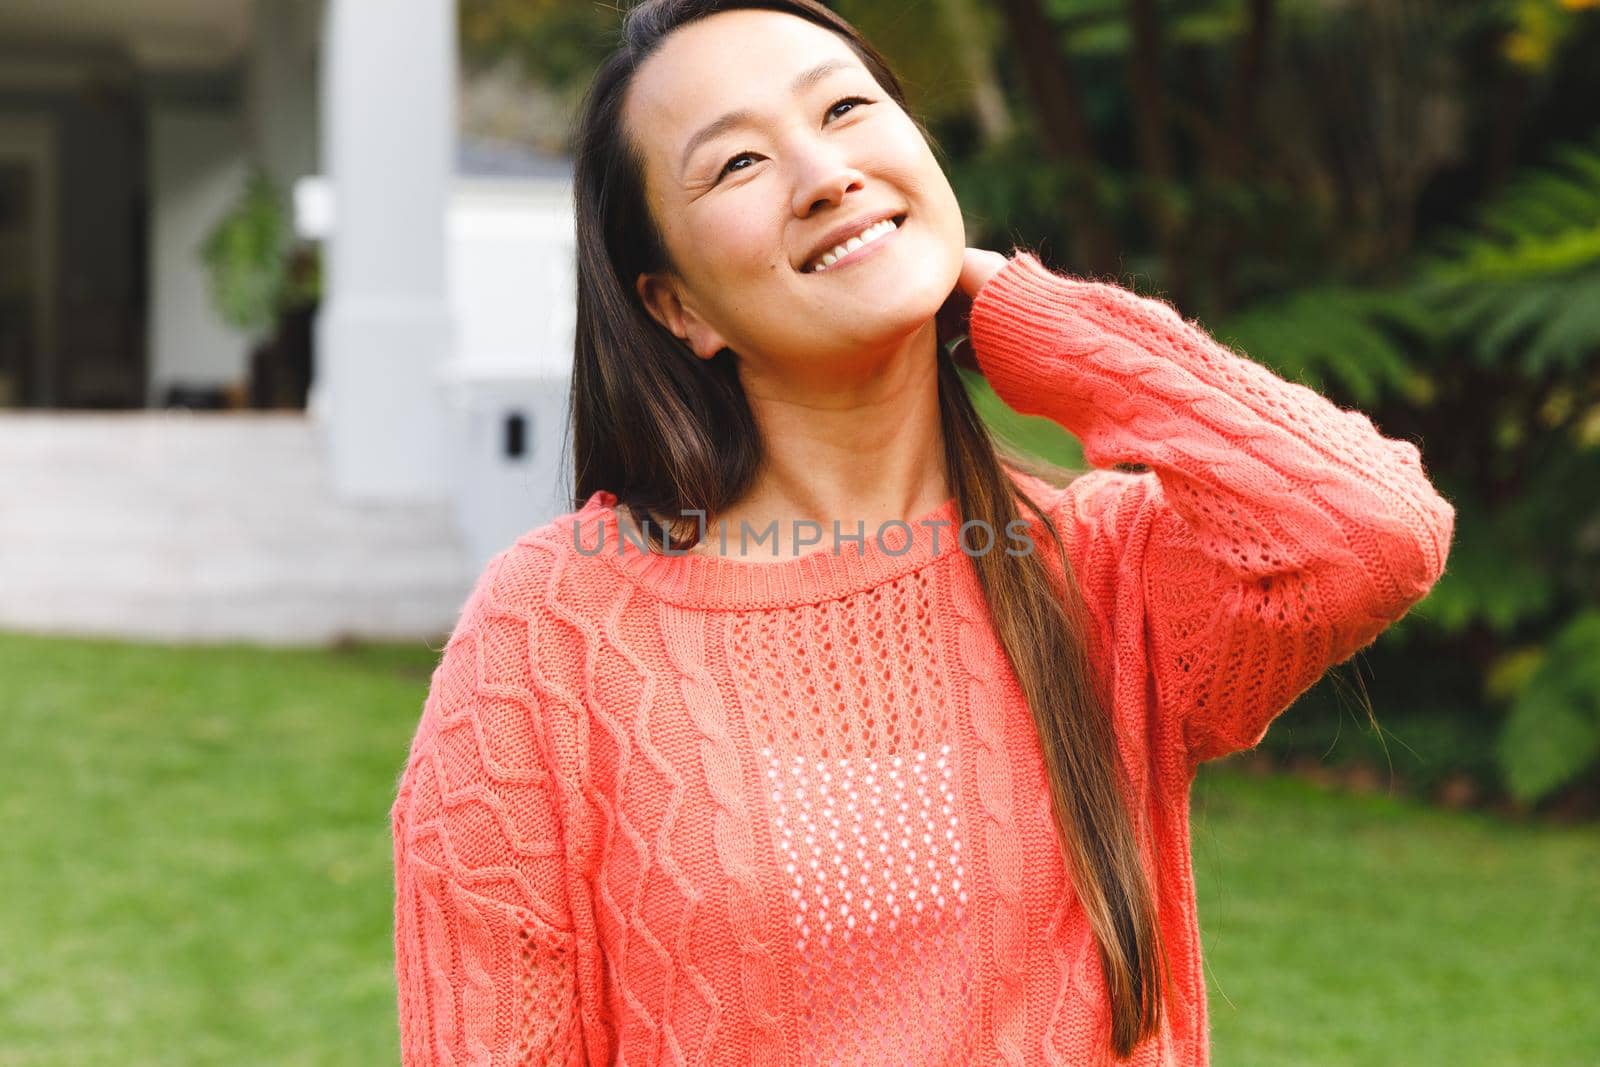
left=1217, top=286, right=1421, bottom=406
left=1409, top=128, right=1600, bottom=372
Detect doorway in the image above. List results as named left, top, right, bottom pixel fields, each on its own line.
left=0, top=115, right=58, bottom=408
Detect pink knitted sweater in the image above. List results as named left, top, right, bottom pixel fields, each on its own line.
left=390, top=252, right=1455, bottom=1065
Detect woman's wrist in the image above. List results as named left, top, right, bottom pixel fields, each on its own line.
left=958, top=247, right=1010, bottom=301
left=939, top=248, right=1012, bottom=373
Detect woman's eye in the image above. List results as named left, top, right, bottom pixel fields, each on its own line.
left=718, top=152, right=760, bottom=180
left=827, top=96, right=873, bottom=121
left=713, top=98, right=874, bottom=184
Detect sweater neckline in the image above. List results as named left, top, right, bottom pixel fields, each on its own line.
left=576, top=486, right=971, bottom=611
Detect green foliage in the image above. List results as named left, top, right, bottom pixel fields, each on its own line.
left=199, top=170, right=296, bottom=341
left=1416, top=495, right=1559, bottom=635
left=1145, top=128, right=1600, bottom=803
left=1214, top=285, right=1433, bottom=408
left=1249, top=660, right=1504, bottom=797
left=1497, top=610, right=1600, bottom=804
left=948, top=136, right=1105, bottom=257
left=1413, top=132, right=1600, bottom=377
left=1362, top=132, right=1600, bottom=800
left=1042, top=0, right=1399, bottom=58
left=830, top=0, right=987, bottom=126
left=459, top=0, right=615, bottom=91
left=1491, top=0, right=1600, bottom=70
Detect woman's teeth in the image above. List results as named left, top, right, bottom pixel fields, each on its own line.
left=810, top=217, right=899, bottom=272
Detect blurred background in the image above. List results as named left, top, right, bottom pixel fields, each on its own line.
left=1, top=0, right=1596, bottom=1063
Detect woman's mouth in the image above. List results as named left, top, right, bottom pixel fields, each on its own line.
left=805, top=214, right=907, bottom=274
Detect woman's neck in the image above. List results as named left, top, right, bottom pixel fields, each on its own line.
left=684, top=320, right=949, bottom=561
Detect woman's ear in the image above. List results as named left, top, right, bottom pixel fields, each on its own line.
left=635, top=272, right=729, bottom=361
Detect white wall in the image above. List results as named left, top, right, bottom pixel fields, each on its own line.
left=145, top=109, right=250, bottom=404
left=443, top=175, right=577, bottom=569
left=248, top=0, right=321, bottom=190
left=449, top=176, right=575, bottom=378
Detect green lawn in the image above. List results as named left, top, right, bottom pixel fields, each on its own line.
left=1191, top=768, right=1599, bottom=1065
left=1, top=632, right=1595, bottom=1065
left=0, top=632, right=429, bottom=1066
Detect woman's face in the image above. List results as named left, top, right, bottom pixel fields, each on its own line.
left=623, top=8, right=966, bottom=375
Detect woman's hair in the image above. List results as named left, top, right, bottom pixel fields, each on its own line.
left=568, top=0, right=1169, bottom=1055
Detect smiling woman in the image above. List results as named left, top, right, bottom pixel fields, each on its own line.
left=388, top=2, right=1456, bottom=1065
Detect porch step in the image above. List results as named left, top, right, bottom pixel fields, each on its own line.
left=0, top=412, right=478, bottom=646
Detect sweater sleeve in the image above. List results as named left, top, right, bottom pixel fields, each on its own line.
left=967, top=252, right=1455, bottom=768
left=390, top=548, right=586, bottom=1065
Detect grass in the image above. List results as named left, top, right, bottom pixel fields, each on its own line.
left=1, top=631, right=1595, bottom=1065
left=1191, top=768, right=1599, bottom=1065
left=962, top=368, right=1086, bottom=472
left=0, top=632, right=434, bottom=1066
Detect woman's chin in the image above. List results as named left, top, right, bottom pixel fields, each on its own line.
left=813, top=304, right=945, bottom=359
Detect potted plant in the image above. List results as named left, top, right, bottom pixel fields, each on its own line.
left=199, top=168, right=321, bottom=409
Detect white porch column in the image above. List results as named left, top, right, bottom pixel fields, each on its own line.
left=313, top=0, right=455, bottom=499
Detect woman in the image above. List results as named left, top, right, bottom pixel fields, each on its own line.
left=390, top=1, right=1456, bottom=1063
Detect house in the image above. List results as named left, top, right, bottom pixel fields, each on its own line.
left=0, top=0, right=576, bottom=644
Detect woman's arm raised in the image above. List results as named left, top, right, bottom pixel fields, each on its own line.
left=391, top=548, right=589, bottom=1065
left=964, top=251, right=1456, bottom=768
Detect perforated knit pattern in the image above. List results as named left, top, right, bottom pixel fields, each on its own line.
left=764, top=744, right=977, bottom=1066
left=729, top=567, right=982, bottom=1065
left=728, top=572, right=949, bottom=758
left=390, top=251, right=1455, bottom=1065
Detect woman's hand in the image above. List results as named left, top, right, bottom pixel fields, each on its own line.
left=937, top=248, right=1010, bottom=373
left=958, top=247, right=1009, bottom=300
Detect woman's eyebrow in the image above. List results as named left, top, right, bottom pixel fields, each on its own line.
left=677, top=58, right=854, bottom=177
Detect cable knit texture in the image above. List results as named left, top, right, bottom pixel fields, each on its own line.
left=390, top=252, right=1455, bottom=1065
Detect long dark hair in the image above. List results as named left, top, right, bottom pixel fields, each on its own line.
left=568, top=0, right=1169, bottom=1055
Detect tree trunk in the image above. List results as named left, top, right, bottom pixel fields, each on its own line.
left=1202, top=0, right=1276, bottom=315
left=992, top=0, right=1120, bottom=276
left=936, top=0, right=1013, bottom=146
left=1124, top=0, right=1186, bottom=303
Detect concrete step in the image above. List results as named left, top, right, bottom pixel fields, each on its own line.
left=0, top=412, right=477, bottom=646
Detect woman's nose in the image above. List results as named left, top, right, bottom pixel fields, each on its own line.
left=791, top=152, right=867, bottom=218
